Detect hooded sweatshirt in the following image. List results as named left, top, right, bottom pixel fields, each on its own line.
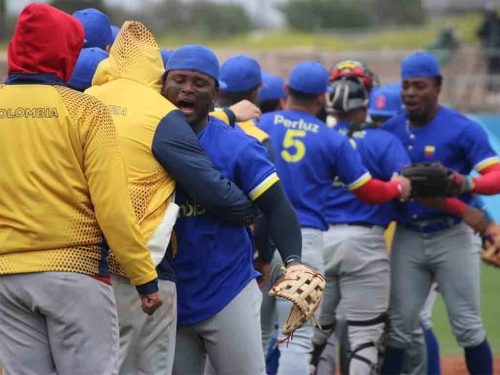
left=86, top=21, right=177, bottom=277
left=0, top=4, right=158, bottom=292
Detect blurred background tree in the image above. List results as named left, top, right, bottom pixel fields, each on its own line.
left=280, top=0, right=373, bottom=31
left=49, top=0, right=109, bottom=14
left=372, top=0, right=425, bottom=26
left=158, top=0, right=253, bottom=37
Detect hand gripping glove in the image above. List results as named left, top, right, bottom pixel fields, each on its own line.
left=269, top=263, right=325, bottom=344
left=402, top=162, right=462, bottom=198
left=481, top=222, right=500, bottom=268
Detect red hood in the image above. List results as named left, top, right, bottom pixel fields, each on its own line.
left=8, top=4, right=84, bottom=82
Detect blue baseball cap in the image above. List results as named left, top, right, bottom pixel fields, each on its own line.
left=111, top=25, right=120, bottom=43
left=67, top=47, right=108, bottom=91
left=220, top=55, right=262, bottom=92
left=288, top=61, right=329, bottom=95
left=73, top=8, right=113, bottom=50
left=160, top=49, right=173, bottom=68
left=368, top=83, right=403, bottom=118
left=401, top=51, right=441, bottom=80
left=166, top=45, right=222, bottom=87
left=259, top=72, right=286, bottom=101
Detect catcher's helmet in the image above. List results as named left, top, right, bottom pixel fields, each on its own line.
left=329, top=60, right=379, bottom=92
left=327, top=77, right=369, bottom=113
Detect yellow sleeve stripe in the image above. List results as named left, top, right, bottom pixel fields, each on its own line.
left=475, top=156, right=500, bottom=172
left=249, top=172, right=280, bottom=201
left=347, top=172, right=372, bottom=191
left=209, top=110, right=229, bottom=125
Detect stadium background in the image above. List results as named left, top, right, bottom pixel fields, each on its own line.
left=1, top=0, right=500, bottom=373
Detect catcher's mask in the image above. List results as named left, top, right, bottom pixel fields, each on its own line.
left=329, top=60, right=379, bottom=93
left=327, top=77, right=369, bottom=114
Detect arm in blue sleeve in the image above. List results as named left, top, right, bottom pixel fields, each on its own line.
left=152, top=110, right=258, bottom=224
left=253, top=181, right=301, bottom=265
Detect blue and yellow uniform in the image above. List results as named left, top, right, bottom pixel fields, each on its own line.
left=258, top=110, right=371, bottom=230
left=383, top=106, right=500, bottom=228
left=173, top=116, right=278, bottom=325
left=326, top=121, right=410, bottom=227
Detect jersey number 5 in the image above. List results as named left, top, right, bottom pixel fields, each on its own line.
left=281, top=129, right=306, bottom=162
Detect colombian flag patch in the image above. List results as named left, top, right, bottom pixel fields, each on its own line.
left=424, top=145, right=435, bottom=159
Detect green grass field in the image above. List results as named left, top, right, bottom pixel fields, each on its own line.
left=432, top=263, right=500, bottom=356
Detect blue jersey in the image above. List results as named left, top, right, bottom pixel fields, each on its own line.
left=383, top=106, right=499, bottom=224
left=325, top=121, right=410, bottom=227
left=258, top=110, right=370, bottom=230
left=173, top=116, right=277, bottom=325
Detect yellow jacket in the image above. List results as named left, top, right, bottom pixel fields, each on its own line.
left=87, top=21, right=178, bottom=276
left=0, top=78, right=156, bottom=286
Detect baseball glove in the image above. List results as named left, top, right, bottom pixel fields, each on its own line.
left=269, top=263, right=325, bottom=344
left=481, top=223, right=500, bottom=268
left=402, top=162, right=462, bottom=198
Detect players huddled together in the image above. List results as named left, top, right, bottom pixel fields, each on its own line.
left=1, top=4, right=500, bottom=375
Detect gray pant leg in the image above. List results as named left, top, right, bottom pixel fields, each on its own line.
left=113, top=275, right=177, bottom=375
left=0, top=272, right=119, bottom=375
left=389, top=227, right=434, bottom=349
left=174, top=280, right=265, bottom=375
left=260, top=258, right=282, bottom=353
left=402, top=327, right=427, bottom=375
left=205, top=280, right=265, bottom=375
left=173, top=324, right=206, bottom=375
left=277, top=228, right=324, bottom=375
left=313, top=276, right=340, bottom=347
left=402, top=283, right=438, bottom=375
left=432, top=224, right=485, bottom=347
left=0, top=275, right=57, bottom=375
left=316, top=330, right=337, bottom=375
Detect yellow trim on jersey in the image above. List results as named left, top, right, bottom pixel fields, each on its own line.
left=475, top=156, right=500, bottom=172
left=249, top=172, right=279, bottom=201
left=347, top=172, right=372, bottom=191
left=210, top=110, right=230, bottom=124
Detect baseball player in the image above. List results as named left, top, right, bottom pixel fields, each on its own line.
left=111, top=24, right=120, bottom=43
left=87, top=27, right=262, bottom=374
left=310, top=72, right=411, bottom=375
left=72, top=8, right=113, bottom=52
left=258, top=71, right=287, bottom=113
left=370, top=83, right=442, bottom=375
left=216, top=55, right=272, bottom=150
left=67, top=47, right=108, bottom=91
left=258, top=61, right=411, bottom=375
left=0, top=5, right=161, bottom=373
left=381, top=51, right=500, bottom=375
left=160, top=45, right=304, bottom=375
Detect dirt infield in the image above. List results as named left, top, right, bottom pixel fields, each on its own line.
left=442, top=355, right=500, bottom=374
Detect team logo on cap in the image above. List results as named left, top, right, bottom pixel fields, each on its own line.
left=375, top=95, right=386, bottom=109
left=424, top=145, right=435, bottom=158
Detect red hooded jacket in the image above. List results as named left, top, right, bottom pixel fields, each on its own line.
left=8, top=4, right=84, bottom=82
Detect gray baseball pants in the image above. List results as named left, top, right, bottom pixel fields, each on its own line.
left=173, top=279, right=265, bottom=375
left=388, top=223, right=485, bottom=349
left=0, top=272, right=119, bottom=375
left=276, top=228, right=324, bottom=375
left=112, top=275, right=177, bottom=375
left=313, top=224, right=390, bottom=375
